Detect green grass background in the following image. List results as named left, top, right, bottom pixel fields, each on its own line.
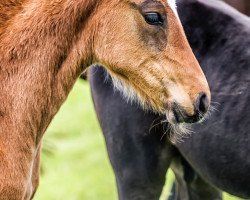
left=34, top=80, right=242, bottom=200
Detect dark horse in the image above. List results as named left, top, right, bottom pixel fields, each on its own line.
left=89, top=0, right=250, bottom=199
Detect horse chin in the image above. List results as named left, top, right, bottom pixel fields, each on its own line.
left=168, top=123, right=193, bottom=144
left=165, top=111, right=193, bottom=144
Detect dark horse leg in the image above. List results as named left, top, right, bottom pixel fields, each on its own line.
left=89, top=66, right=176, bottom=200
left=168, top=156, right=222, bottom=200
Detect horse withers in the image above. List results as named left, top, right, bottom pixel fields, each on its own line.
left=89, top=0, right=250, bottom=199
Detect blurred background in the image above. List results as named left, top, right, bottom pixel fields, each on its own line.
left=34, top=1, right=249, bottom=200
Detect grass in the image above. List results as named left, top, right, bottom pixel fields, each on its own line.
left=34, top=80, right=242, bottom=200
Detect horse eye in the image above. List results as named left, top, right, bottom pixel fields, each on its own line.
left=144, top=12, right=164, bottom=26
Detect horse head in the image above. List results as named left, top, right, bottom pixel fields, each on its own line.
left=89, top=0, right=211, bottom=129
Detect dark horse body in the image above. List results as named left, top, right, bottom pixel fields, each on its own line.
left=89, top=0, right=250, bottom=199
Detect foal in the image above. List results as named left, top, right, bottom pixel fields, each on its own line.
left=0, top=0, right=209, bottom=199
left=89, top=0, right=250, bottom=199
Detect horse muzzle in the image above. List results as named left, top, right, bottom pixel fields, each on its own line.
left=168, top=92, right=210, bottom=124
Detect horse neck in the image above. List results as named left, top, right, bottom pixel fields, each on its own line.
left=0, top=0, right=98, bottom=146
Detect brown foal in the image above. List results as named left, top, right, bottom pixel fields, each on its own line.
left=0, top=0, right=210, bottom=199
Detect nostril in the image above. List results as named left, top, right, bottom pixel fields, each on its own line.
left=196, top=93, right=209, bottom=114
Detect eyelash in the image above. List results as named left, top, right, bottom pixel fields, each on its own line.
left=144, top=12, right=164, bottom=26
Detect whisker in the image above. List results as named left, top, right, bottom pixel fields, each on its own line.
left=211, top=101, right=221, bottom=106
left=149, top=116, right=164, bottom=134
left=159, top=120, right=194, bottom=144
left=160, top=122, right=171, bottom=141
